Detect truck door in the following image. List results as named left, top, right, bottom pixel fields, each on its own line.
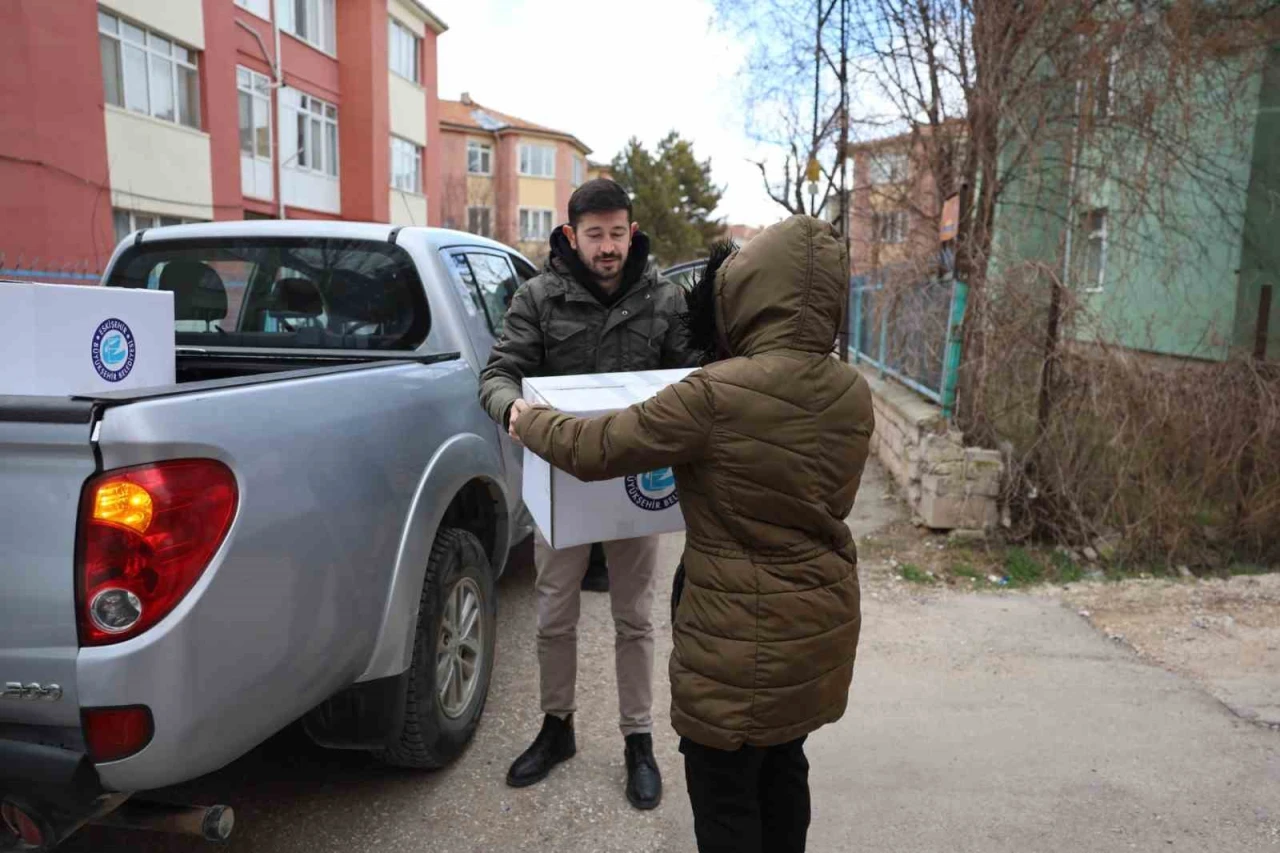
left=444, top=250, right=523, bottom=497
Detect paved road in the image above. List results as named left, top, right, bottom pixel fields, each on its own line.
left=63, top=462, right=1280, bottom=852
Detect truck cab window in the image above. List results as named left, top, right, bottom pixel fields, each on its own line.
left=106, top=238, right=430, bottom=351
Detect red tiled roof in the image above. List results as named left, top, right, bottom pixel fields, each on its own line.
left=438, top=99, right=591, bottom=154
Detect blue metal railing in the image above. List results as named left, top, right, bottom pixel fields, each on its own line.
left=0, top=267, right=101, bottom=283
left=849, top=273, right=969, bottom=420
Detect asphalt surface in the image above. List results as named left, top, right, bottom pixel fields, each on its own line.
left=61, top=461, right=1280, bottom=852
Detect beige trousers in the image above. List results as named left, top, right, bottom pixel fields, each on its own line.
left=534, top=531, right=659, bottom=735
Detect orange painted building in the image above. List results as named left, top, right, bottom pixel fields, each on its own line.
left=438, top=94, right=594, bottom=261
left=0, top=0, right=445, bottom=285
left=840, top=119, right=966, bottom=278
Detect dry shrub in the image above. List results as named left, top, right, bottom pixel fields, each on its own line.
left=980, top=317, right=1280, bottom=568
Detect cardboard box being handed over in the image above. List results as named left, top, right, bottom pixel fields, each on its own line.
left=522, top=368, right=695, bottom=549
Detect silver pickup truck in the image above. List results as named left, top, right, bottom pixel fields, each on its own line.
left=0, top=221, right=537, bottom=850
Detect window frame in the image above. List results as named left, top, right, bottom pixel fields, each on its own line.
left=388, top=18, right=421, bottom=83
left=868, top=151, right=909, bottom=186
left=467, top=206, right=493, bottom=238
left=517, top=208, right=555, bottom=242
left=292, top=92, right=340, bottom=178
left=234, top=0, right=273, bottom=21
left=572, top=155, right=585, bottom=187
left=279, top=0, right=337, bottom=56
left=1076, top=207, right=1109, bottom=293
left=237, top=66, right=273, bottom=162
left=467, top=140, right=493, bottom=175
left=390, top=136, right=423, bottom=194
left=99, top=11, right=201, bottom=129
left=449, top=250, right=518, bottom=337
left=872, top=210, right=908, bottom=245
left=518, top=143, right=556, bottom=178
left=112, top=209, right=203, bottom=244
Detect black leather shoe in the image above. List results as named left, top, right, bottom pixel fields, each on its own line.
left=624, top=733, right=662, bottom=810
left=506, top=714, right=576, bottom=788
left=581, top=544, right=610, bottom=592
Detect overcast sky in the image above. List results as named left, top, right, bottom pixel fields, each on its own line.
left=429, top=0, right=785, bottom=228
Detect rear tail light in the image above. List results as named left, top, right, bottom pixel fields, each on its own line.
left=82, top=706, right=154, bottom=762
left=77, top=460, right=237, bottom=646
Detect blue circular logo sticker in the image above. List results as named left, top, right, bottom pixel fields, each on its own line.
left=91, top=318, right=136, bottom=383
left=625, top=468, right=679, bottom=512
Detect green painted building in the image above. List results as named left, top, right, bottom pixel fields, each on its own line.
left=992, top=40, right=1279, bottom=362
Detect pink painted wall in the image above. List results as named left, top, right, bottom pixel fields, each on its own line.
left=0, top=0, right=114, bottom=279
left=205, top=4, right=241, bottom=222
left=555, top=143, right=575, bottom=227
left=336, top=0, right=389, bottom=223
left=495, top=133, right=519, bottom=245
left=438, top=130, right=468, bottom=230
left=422, top=27, right=442, bottom=226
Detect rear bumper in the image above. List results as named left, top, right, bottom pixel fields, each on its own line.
left=0, top=738, right=113, bottom=849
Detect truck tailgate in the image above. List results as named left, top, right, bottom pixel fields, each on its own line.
left=0, top=398, right=97, bottom=730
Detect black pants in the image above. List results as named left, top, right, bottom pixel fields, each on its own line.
left=680, top=736, right=810, bottom=853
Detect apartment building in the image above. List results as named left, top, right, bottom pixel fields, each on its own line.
left=0, top=0, right=444, bottom=285
left=438, top=94, right=593, bottom=260
left=837, top=121, right=965, bottom=279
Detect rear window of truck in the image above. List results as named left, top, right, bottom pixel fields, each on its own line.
left=106, top=237, right=430, bottom=351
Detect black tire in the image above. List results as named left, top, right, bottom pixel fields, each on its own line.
left=377, top=528, right=497, bottom=769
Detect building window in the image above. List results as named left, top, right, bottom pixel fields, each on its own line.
left=519, top=144, right=556, bottom=178
left=872, top=210, right=908, bottom=244
left=518, top=208, right=554, bottom=242
left=293, top=93, right=338, bottom=177
left=1074, top=208, right=1108, bottom=291
left=234, top=0, right=272, bottom=20
left=467, top=141, right=492, bottom=175
left=868, top=151, right=908, bottom=185
left=112, top=209, right=200, bottom=244
left=99, top=12, right=200, bottom=129
left=237, top=67, right=272, bottom=160
left=468, top=207, right=493, bottom=238
left=391, top=136, right=422, bottom=193
left=279, top=0, right=336, bottom=55
left=389, top=19, right=421, bottom=83
left=572, top=155, right=585, bottom=187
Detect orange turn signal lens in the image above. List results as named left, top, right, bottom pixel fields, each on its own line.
left=93, top=481, right=154, bottom=534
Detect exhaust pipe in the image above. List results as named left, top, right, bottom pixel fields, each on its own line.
left=89, top=800, right=234, bottom=841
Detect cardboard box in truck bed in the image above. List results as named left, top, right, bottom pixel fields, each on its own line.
left=522, top=369, right=696, bottom=549
left=0, top=281, right=175, bottom=396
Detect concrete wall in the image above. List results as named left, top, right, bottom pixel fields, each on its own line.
left=389, top=189, right=427, bottom=226
left=102, top=0, right=205, bottom=49
left=858, top=365, right=1002, bottom=531
left=105, top=107, right=214, bottom=221
left=389, top=75, right=427, bottom=147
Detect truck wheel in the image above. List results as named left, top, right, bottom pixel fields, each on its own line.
left=378, top=528, right=497, bottom=769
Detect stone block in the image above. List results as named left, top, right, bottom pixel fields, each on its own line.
left=964, top=447, right=1005, bottom=468
left=919, top=459, right=965, bottom=478
left=920, top=435, right=966, bottom=466
left=966, top=470, right=1003, bottom=498
left=918, top=489, right=999, bottom=531
left=921, top=472, right=958, bottom=497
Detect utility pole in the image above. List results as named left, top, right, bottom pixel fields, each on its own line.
left=807, top=0, right=852, bottom=358
left=836, top=0, right=850, bottom=361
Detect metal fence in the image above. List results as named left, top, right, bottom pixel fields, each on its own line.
left=849, top=272, right=969, bottom=419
